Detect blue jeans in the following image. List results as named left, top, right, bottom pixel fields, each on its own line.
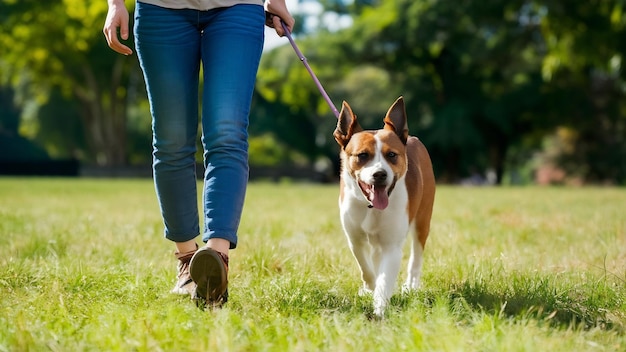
left=134, top=2, right=265, bottom=248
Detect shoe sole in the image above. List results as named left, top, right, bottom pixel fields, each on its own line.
left=189, top=247, right=227, bottom=303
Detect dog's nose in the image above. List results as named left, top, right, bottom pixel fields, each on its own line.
left=372, top=171, right=387, bottom=183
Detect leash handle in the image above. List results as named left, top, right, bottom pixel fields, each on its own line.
left=280, top=21, right=340, bottom=119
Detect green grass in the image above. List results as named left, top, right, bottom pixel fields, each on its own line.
left=1, top=178, right=625, bottom=351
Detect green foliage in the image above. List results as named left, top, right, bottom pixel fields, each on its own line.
left=258, top=0, right=626, bottom=184
left=1, top=0, right=108, bottom=94
left=2, top=0, right=626, bottom=182
left=1, top=179, right=625, bottom=350
left=33, top=90, right=86, bottom=159
left=0, top=0, right=140, bottom=165
left=248, top=133, right=308, bottom=166
left=252, top=54, right=332, bottom=168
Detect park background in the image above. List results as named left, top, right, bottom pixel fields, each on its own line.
left=2, top=2, right=626, bottom=350
left=1, top=0, right=625, bottom=185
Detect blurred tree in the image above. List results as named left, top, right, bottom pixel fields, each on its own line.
left=0, top=86, right=20, bottom=134
left=259, top=0, right=626, bottom=184
left=260, top=0, right=548, bottom=183
left=1, top=0, right=624, bottom=182
left=538, top=1, right=626, bottom=183
left=0, top=0, right=140, bottom=166
left=255, top=42, right=338, bottom=171
left=330, top=0, right=555, bottom=183
left=35, top=90, right=86, bottom=159
left=0, top=86, right=50, bottom=161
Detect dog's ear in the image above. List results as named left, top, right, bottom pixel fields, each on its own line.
left=383, top=96, right=409, bottom=144
left=334, top=101, right=363, bottom=148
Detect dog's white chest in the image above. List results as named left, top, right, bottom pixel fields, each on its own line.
left=339, top=178, right=411, bottom=243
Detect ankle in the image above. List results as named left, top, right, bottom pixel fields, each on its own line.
left=175, top=239, right=198, bottom=254
left=206, top=238, right=230, bottom=256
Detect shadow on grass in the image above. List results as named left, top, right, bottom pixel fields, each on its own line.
left=391, top=274, right=625, bottom=332
left=273, top=285, right=373, bottom=316
left=233, top=269, right=624, bottom=330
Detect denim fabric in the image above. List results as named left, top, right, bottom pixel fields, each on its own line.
left=134, top=2, right=265, bottom=248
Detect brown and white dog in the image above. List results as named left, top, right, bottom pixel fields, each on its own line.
left=334, top=96, right=436, bottom=317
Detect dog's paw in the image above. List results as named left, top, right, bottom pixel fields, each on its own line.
left=358, top=286, right=373, bottom=296
left=373, top=307, right=385, bottom=318
left=402, top=278, right=421, bottom=293
left=373, top=299, right=387, bottom=318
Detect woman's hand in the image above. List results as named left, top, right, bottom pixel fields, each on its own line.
left=103, top=0, right=133, bottom=55
left=264, top=0, right=295, bottom=37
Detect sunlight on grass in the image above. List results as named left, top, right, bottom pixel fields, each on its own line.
left=0, top=178, right=624, bottom=351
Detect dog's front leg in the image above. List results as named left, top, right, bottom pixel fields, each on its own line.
left=346, top=237, right=376, bottom=294
left=403, top=239, right=424, bottom=292
left=373, top=245, right=403, bottom=317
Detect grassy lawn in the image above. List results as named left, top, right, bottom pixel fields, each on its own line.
left=0, top=178, right=624, bottom=351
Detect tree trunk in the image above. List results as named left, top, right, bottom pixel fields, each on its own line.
left=75, top=57, right=129, bottom=166
left=489, top=141, right=508, bottom=185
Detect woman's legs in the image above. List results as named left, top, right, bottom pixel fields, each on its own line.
left=134, top=3, right=202, bottom=246
left=136, top=3, right=265, bottom=250
left=188, top=4, right=264, bottom=304
left=198, top=4, right=265, bottom=249
left=134, top=3, right=204, bottom=295
left=135, top=2, right=265, bottom=301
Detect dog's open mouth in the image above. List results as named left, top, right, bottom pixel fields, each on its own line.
left=358, top=181, right=389, bottom=210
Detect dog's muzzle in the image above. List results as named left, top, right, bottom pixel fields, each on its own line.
left=358, top=171, right=390, bottom=210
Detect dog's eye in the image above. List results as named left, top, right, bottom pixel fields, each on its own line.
left=357, top=152, right=369, bottom=162
left=386, top=152, right=398, bottom=162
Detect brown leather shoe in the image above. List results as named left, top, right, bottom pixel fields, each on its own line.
left=171, top=246, right=198, bottom=295
left=189, top=247, right=229, bottom=306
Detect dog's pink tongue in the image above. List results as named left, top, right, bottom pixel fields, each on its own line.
left=368, top=185, right=389, bottom=210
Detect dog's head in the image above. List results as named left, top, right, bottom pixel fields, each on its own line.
left=333, top=96, right=409, bottom=210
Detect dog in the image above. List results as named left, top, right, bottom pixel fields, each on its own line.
left=333, top=96, right=436, bottom=317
